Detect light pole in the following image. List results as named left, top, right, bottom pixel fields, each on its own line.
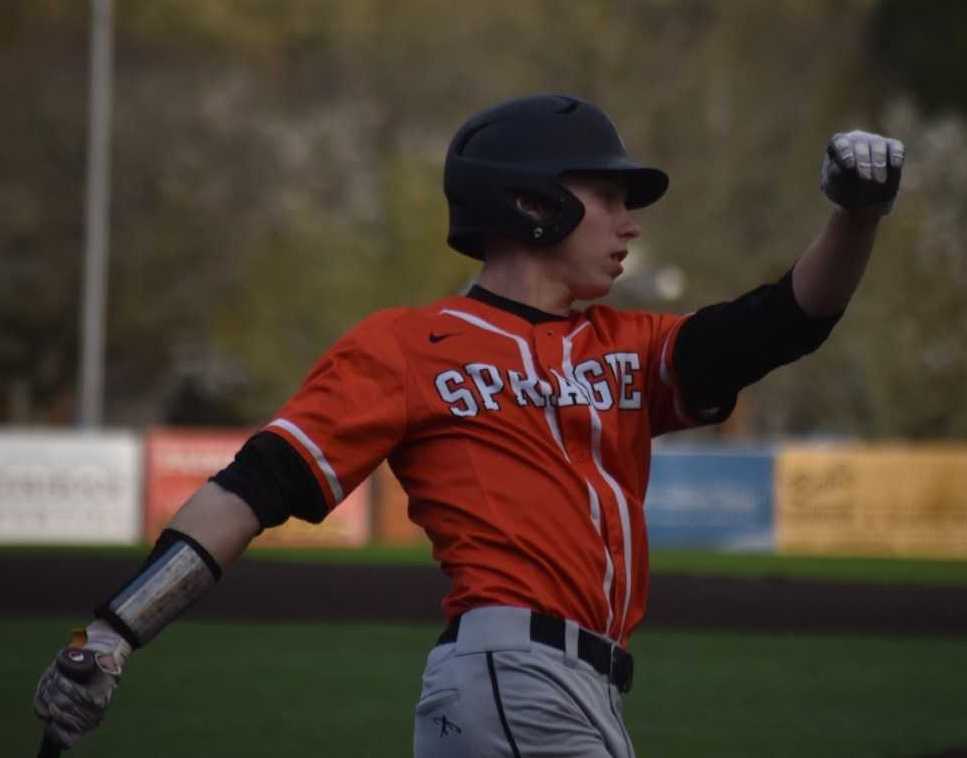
left=78, top=0, right=114, bottom=428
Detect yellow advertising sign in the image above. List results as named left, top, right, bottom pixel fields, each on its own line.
left=776, top=444, right=967, bottom=558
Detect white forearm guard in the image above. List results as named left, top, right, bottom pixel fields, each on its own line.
left=95, top=529, right=221, bottom=647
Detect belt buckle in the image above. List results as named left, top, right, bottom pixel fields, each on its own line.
left=609, top=646, right=634, bottom=693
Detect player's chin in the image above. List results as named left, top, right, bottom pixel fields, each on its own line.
left=572, top=276, right=616, bottom=302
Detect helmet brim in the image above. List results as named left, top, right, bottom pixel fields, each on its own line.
left=561, top=164, right=669, bottom=209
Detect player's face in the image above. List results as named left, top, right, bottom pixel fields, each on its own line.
left=550, top=174, right=641, bottom=301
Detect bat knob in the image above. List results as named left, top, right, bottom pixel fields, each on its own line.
left=56, top=647, right=98, bottom=683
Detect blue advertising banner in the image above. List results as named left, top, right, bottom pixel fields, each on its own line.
left=646, top=447, right=775, bottom=551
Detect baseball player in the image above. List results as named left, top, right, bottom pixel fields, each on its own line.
left=34, top=94, right=903, bottom=757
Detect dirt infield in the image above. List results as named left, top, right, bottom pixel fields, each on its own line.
left=4, top=553, right=967, bottom=635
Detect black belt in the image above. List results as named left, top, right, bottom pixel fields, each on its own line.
left=437, top=611, right=634, bottom=693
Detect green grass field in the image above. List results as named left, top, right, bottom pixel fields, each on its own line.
left=5, top=548, right=965, bottom=755
left=5, top=618, right=966, bottom=757
left=4, top=543, right=967, bottom=585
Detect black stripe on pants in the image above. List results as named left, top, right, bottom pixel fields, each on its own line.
left=486, top=652, right=522, bottom=758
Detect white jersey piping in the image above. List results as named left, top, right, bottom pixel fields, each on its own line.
left=562, top=321, right=634, bottom=637
left=585, top=480, right=615, bottom=632
left=266, top=418, right=344, bottom=503
left=440, top=308, right=569, bottom=461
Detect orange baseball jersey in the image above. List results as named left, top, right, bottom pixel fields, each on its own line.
left=265, top=289, right=701, bottom=646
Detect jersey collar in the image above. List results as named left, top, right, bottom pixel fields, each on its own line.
left=466, top=285, right=571, bottom=325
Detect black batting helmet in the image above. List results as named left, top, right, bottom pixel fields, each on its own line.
left=444, top=94, right=669, bottom=259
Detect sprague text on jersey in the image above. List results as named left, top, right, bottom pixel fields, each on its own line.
left=434, top=352, right=642, bottom=417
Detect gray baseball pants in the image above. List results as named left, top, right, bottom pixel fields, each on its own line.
left=412, top=606, right=636, bottom=758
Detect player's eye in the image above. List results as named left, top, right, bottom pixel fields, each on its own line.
left=598, top=185, right=626, bottom=207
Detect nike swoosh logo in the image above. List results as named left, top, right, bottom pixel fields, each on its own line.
left=429, top=332, right=458, bottom=343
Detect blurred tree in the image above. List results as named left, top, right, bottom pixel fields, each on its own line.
left=871, top=0, right=967, bottom=117
left=1, top=0, right=964, bottom=438
left=854, top=100, right=967, bottom=438
left=0, top=12, right=87, bottom=423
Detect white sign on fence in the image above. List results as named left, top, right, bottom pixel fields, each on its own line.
left=0, top=430, right=141, bottom=544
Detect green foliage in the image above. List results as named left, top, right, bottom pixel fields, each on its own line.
left=872, top=0, right=967, bottom=117
left=212, top=152, right=477, bottom=420
left=2, top=0, right=965, bottom=436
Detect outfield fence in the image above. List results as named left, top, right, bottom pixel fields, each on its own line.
left=1, top=428, right=965, bottom=558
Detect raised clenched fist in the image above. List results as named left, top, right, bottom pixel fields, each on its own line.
left=821, top=130, right=905, bottom=215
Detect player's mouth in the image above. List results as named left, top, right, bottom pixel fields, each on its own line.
left=609, top=250, right=628, bottom=275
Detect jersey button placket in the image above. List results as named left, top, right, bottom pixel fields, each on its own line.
left=533, top=327, right=560, bottom=412
left=534, top=326, right=575, bottom=461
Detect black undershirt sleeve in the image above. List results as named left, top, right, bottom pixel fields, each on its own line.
left=674, top=269, right=842, bottom=421
left=211, top=431, right=329, bottom=530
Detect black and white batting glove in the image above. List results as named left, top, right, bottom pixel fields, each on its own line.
left=821, top=130, right=905, bottom=215
left=34, top=620, right=132, bottom=749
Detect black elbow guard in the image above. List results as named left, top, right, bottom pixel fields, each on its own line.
left=675, top=269, right=842, bottom=415
left=765, top=269, right=842, bottom=361
left=211, top=431, right=329, bottom=530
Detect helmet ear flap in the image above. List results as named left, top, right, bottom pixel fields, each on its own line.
left=505, top=181, right=584, bottom=247
left=447, top=164, right=585, bottom=256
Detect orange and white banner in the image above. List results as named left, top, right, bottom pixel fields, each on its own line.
left=144, top=428, right=369, bottom=547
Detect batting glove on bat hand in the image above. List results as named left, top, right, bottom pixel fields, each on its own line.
left=821, top=130, right=905, bottom=215
left=34, top=620, right=132, bottom=749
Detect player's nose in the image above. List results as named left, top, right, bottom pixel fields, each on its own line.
left=617, top=209, right=641, bottom=241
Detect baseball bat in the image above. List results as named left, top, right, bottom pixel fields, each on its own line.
left=37, top=648, right=98, bottom=758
